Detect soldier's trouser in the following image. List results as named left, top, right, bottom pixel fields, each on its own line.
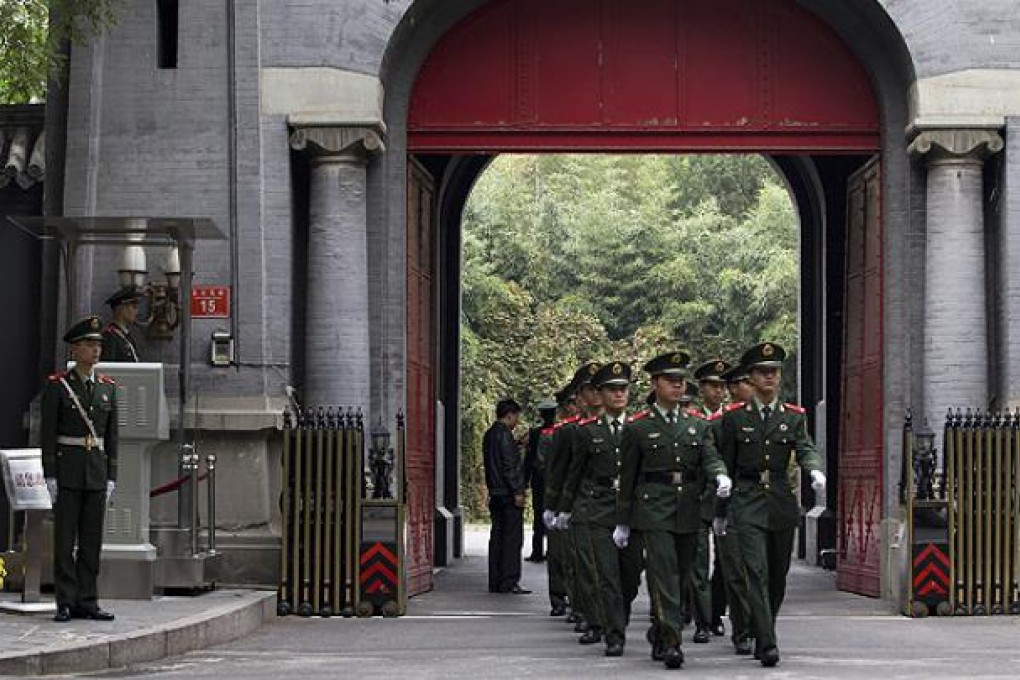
left=687, top=521, right=713, bottom=628
left=530, top=480, right=546, bottom=559
left=710, top=541, right=728, bottom=625
left=571, top=521, right=599, bottom=627
left=588, top=524, right=643, bottom=644
left=716, top=525, right=752, bottom=643
left=738, top=524, right=795, bottom=651
left=546, top=527, right=568, bottom=608
left=644, top=530, right=698, bottom=648
left=54, top=487, right=106, bottom=610
left=562, top=526, right=580, bottom=615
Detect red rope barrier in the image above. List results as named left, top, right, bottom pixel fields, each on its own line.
left=150, top=471, right=210, bottom=498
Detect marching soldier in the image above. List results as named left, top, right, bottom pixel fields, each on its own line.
left=551, top=363, right=603, bottom=638
left=710, top=363, right=755, bottom=655
left=540, top=387, right=577, bottom=617
left=101, top=286, right=144, bottom=362
left=42, top=316, right=118, bottom=623
left=614, top=351, right=731, bottom=669
left=716, top=342, right=825, bottom=667
left=524, top=398, right=558, bottom=564
left=685, top=360, right=731, bottom=644
left=559, top=361, right=643, bottom=656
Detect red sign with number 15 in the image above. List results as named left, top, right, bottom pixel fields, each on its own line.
left=191, top=285, right=231, bottom=319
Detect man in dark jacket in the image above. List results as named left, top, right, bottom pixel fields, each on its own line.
left=484, top=398, right=530, bottom=594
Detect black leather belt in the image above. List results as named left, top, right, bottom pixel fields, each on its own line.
left=643, top=471, right=689, bottom=485
left=738, top=470, right=774, bottom=484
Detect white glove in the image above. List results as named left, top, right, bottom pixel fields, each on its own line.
left=712, top=517, right=728, bottom=537
left=106, top=480, right=116, bottom=503
left=810, top=470, right=826, bottom=492
left=612, top=525, right=630, bottom=549
left=46, top=478, right=58, bottom=505
left=556, top=512, right=571, bottom=531
left=542, top=509, right=557, bottom=530
left=715, top=474, right=733, bottom=499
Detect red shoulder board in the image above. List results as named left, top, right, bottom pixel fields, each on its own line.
left=47, top=370, right=69, bottom=382
left=578, top=416, right=598, bottom=426
left=708, top=411, right=724, bottom=422
left=725, top=402, right=746, bottom=413
left=552, top=415, right=582, bottom=431
left=98, top=374, right=116, bottom=385
left=685, top=407, right=705, bottom=420
left=627, top=410, right=650, bottom=423
left=784, top=403, right=806, bottom=414
left=541, top=426, right=556, bottom=436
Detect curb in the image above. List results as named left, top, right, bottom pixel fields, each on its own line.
left=0, top=591, right=276, bottom=676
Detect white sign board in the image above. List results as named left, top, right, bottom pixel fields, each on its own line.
left=1, top=448, right=52, bottom=511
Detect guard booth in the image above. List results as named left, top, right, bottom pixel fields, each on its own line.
left=5, top=215, right=225, bottom=594
left=277, top=409, right=407, bottom=618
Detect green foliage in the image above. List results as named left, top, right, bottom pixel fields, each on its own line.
left=459, top=154, right=799, bottom=521
left=0, top=0, right=122, bottom=104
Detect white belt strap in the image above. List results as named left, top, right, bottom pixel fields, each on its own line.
left=57, top=435, right=105, bottom=451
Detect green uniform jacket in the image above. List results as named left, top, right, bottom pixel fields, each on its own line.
left=716, top=401, right=821, bottom=531
left=101, top=323, right=140, bottom=362
left=41, top=370, right=119, bottom=491
left=692, top=406, right=721, bottom=522
left=617, top=407, right=726, bottom=534
left=560, top=414, right=625, bottom=528
left=544, top=415, right=581, bottom=512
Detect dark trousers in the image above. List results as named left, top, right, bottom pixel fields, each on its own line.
left=588, top=524, right=643, bottom=645
left=546, top=528, right=568, bottom=608
left=710, top=542, right=728, bottom=625
left=687, top=522, right=712, bottom=627
left=738, top=524, right=795, bottom=651
left=488, top=495, right=523, bottom=592
left=717, top=526, right=753, bottom=644
left=530, top=478, right=546, bottom=558
left=53, top=487, right=106, bottom=610
left=644, top=530, right=698, bottom=648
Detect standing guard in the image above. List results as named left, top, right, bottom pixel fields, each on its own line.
left=524, top=398, right=558, bottom=564
left=716, top=342, right=825, bottom=667
left=42, top=316, right=119, bottom=623
left=614, top=351, right=731, bottom=669
left=101, top=286, right=144, bottom=362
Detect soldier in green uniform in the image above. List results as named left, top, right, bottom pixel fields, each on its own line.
left=558, top=361, right=643, bottom=656
left=614, top=351, right=731, bottom=669
left=710, top=362, right=755, bottom=655
left=42, top=316, right=119, bottom=623
left=685, top=360, right=731, bottom=644
left=716, top=342, right=825, bottom=667
left=551, top=362, right=603, bottom=638
left=534, top=395, right=568, bottom=616
left=101, top=286, right=143, bottom=362
left=525, top=398, right=558, bottom=564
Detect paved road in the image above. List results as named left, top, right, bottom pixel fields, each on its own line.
left=67, top=530, right=1020, bottom=679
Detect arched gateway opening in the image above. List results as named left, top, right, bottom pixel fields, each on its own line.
left=392, top=0, right=911, bottom=600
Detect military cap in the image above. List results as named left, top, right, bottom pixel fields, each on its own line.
left=693, top=359, right=731, bottom=383
left=555, top=383, right=576, bottom=404
left=572, top=362, right=602, bottom=388
left=642, top=350, right=690, bottom=377
left=741, top=342, right=786, bottom=370
left=593, top=361, right=632, bottom=388
left=63, top=315, right=104, bottom=343
left=105, top=285, right=144, bottom=308
left=721, top=363, right=750, bottom=383
left=536, top=397, right=558, bottom=412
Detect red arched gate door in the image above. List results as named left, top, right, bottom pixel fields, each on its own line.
left=406, top=0, right=884, bottom=596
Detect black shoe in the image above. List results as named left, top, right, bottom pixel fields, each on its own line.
left=663, top=646, right=684, bottom=669
left=505, top=585, right=531, bottom=594
left=711, top=621, right=725, bottom=636
left=53, top=605, right=72, bottom=623
left=605, top=641, right=624, bottom=657
left=81, top=606, right=115, bottom=621
left=693, top=626, right=711, bottom=643
left=579, top=627, right=603, bottom=644
left=573, top=618, right=589, bottom=633
left=550, top=604, right=567, bottom=617
left=734, top=637, right=754, bottom=655
left=651, top=640, right=666, bottom=662
left=760, top=646, right=780, bottom=668
left=525, top=554, right=546, bottom=563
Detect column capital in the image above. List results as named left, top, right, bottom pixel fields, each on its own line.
left=907, top=128, right=1004, bottom=163
left=288, top=121, right=386, bottom=159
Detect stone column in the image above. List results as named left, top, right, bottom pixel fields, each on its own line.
left=908, top=129, right=1003, bottom=429
left=289, top=124, right=385, bottom=408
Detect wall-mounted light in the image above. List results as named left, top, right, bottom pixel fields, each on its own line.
left=117, top=237, right=183, bottom=341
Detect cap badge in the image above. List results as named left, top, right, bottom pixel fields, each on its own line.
left=671, top=353, right=682, bottom=363
left=90, top=317, right=100, bottom=330
left=762, top=343, right=774, bottom=357
left=612, top=363, right=622, bottom=375
left=715, top=362, right=724, bottom=372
